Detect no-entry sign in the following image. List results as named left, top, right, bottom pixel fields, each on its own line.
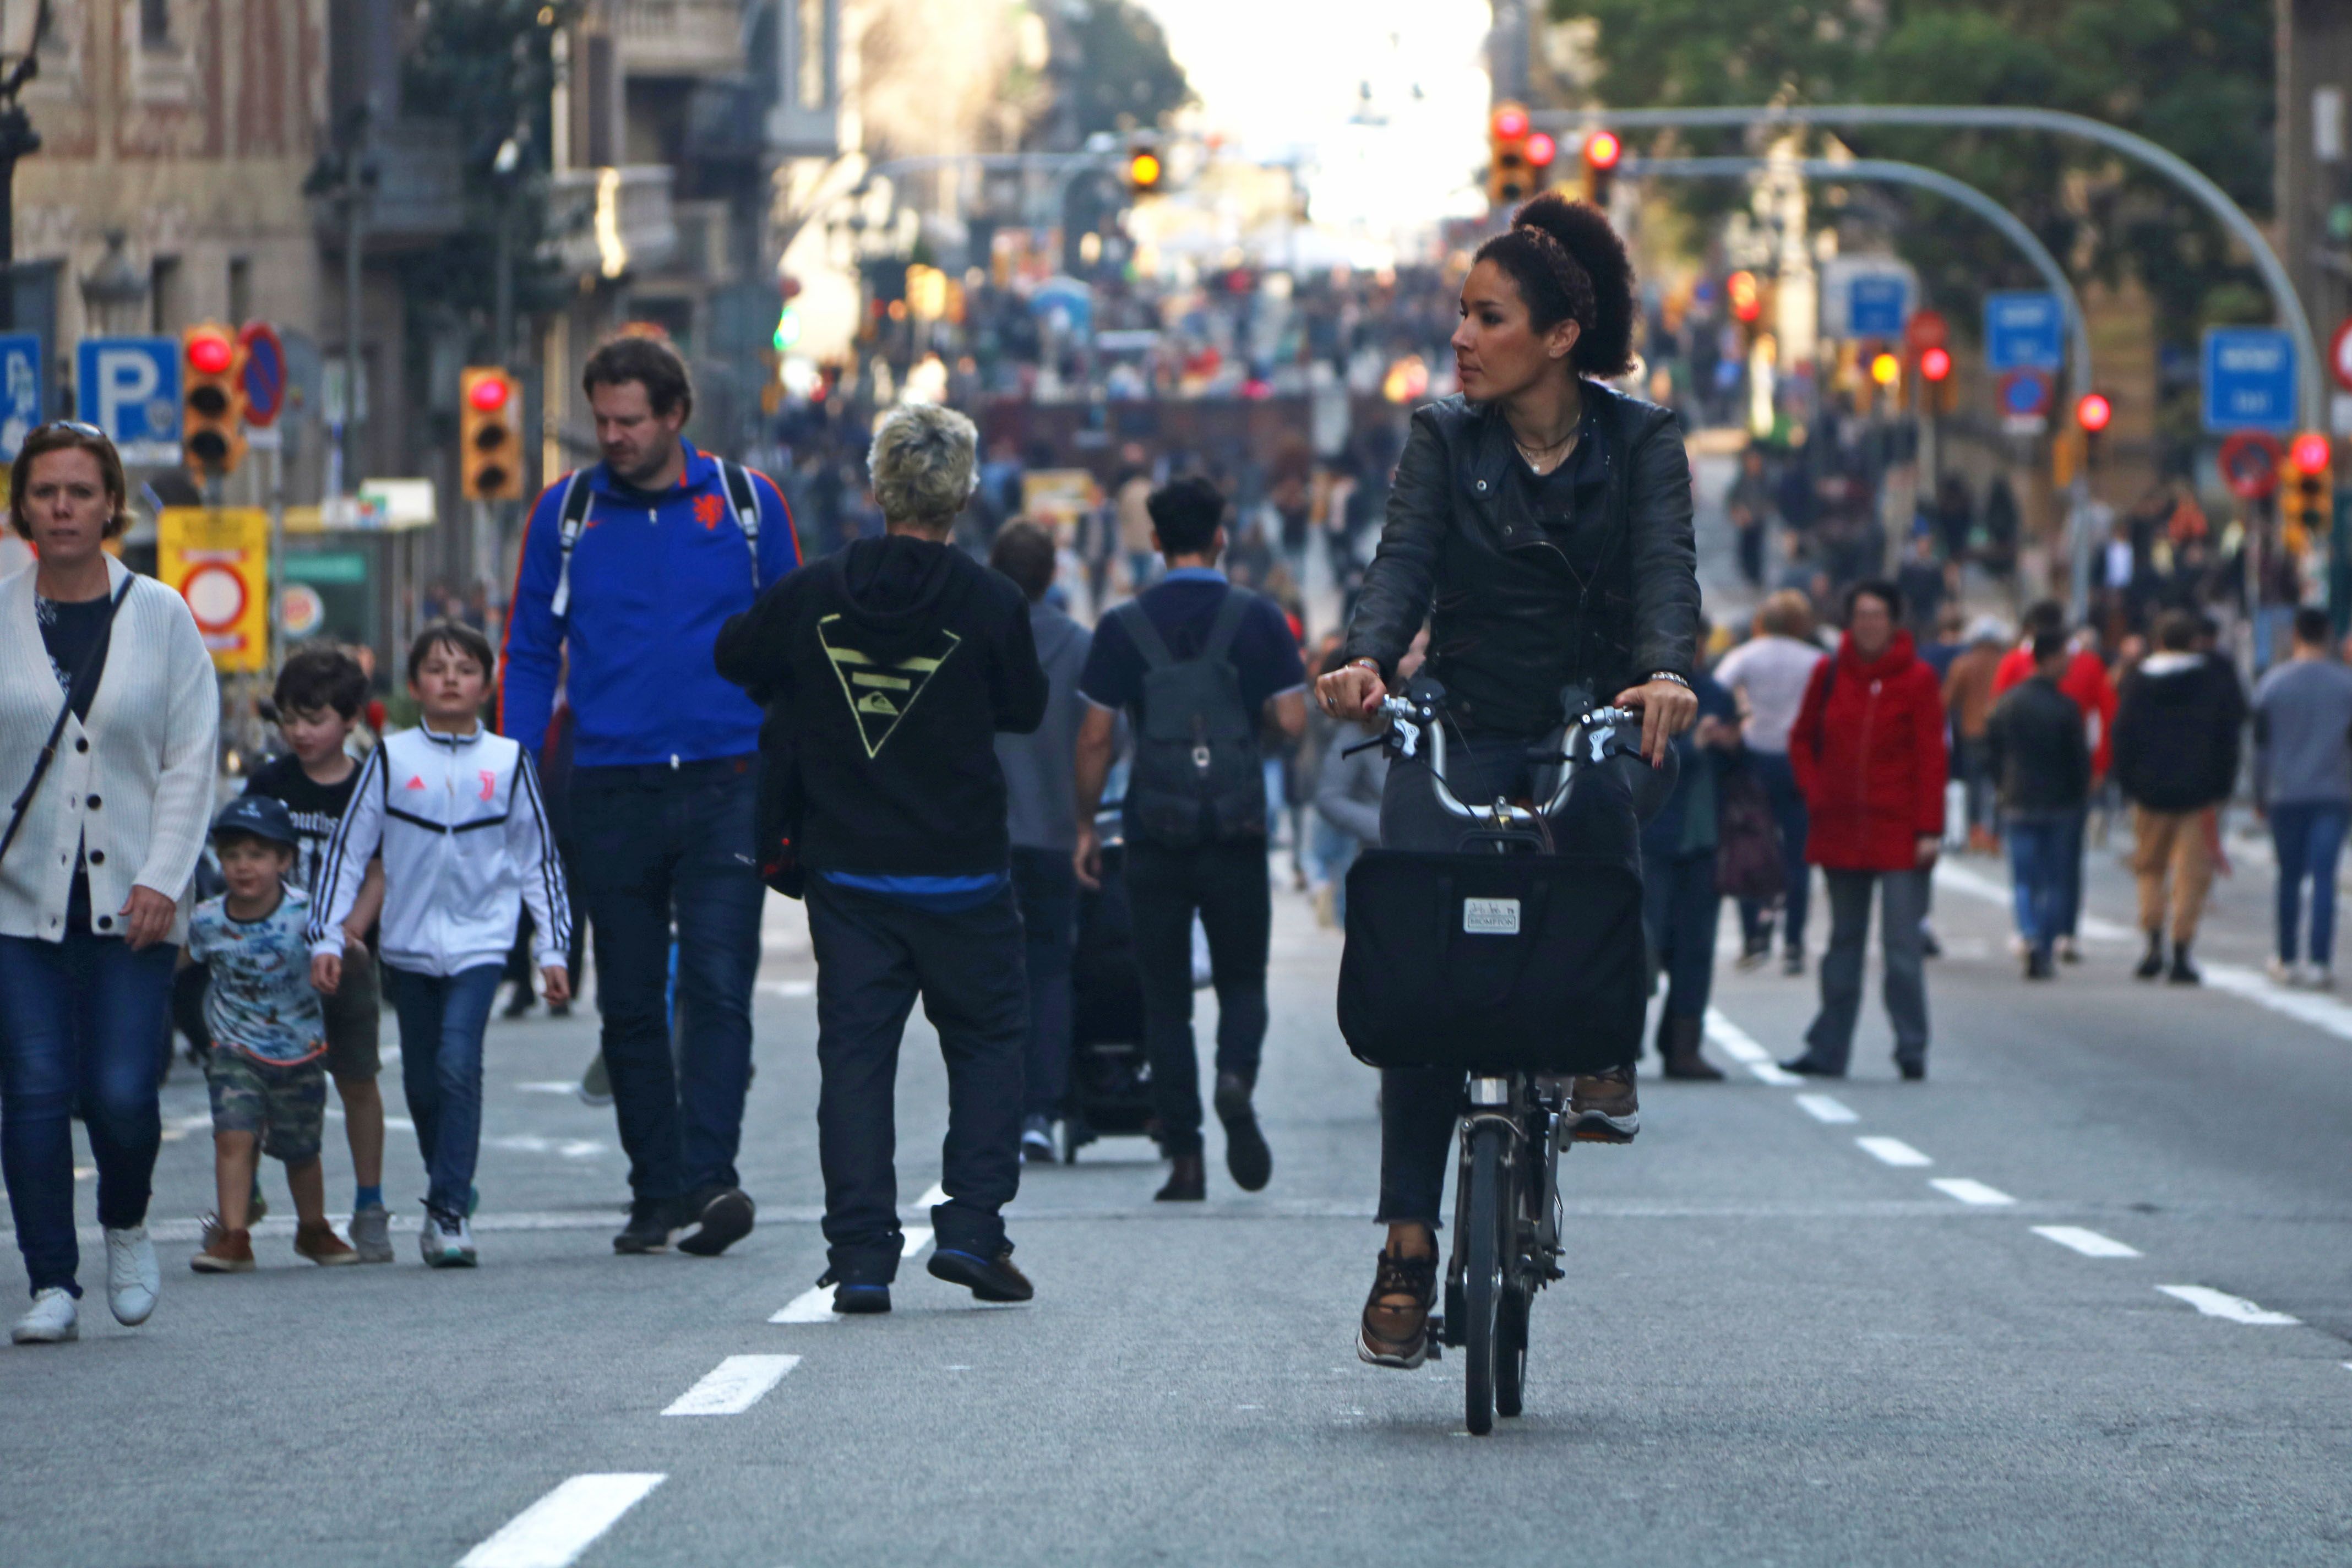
left=159, top=508, right=270, bottom=671
left=2217, top=431, right=2286, bottom=501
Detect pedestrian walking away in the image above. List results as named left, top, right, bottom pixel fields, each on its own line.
left=2111, top=610, right=2243, bottom=985
left=0, top=422, right=219, bottom=1346
left=717, top=401, right=1047, bottom=1315
left=1985, top=631, right=2090, bottom=980
left=2253, top=606, right=2352, bottom=989
left=1072, top=474, right=1308, bottom=1204
left=1713, top=589, right=1825, bottom=973
left=1993, top=601, right=2114, bottom=963
left=499, top=335, right=802, bottom=1258
left=1941, top=617, right=2009, bottom=852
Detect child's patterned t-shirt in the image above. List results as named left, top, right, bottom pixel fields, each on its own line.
left=187, top=889, right=328, bottom=1065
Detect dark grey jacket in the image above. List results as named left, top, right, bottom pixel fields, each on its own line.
left=1338, top=384, right=1700, bottom=736
left=995, top=601, right=1092, bottom=852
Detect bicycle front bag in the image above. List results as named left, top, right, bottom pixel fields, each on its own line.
left=1337, top=848, right=1645, bottom=1075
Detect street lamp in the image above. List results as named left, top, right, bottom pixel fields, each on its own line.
left=0, top=0, right=48, bottom=332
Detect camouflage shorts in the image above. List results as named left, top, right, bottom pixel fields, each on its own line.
left=204, top=1049, right=329, bottom=1166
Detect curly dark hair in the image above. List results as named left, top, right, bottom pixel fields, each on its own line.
left=274, top=643, right=369, bottom=720
left=1472, top=191, right=1637, bottom=378
left=582, top=334, right=694, bottom=421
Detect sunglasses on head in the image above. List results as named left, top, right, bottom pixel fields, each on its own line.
left=31, top=419, right=106, bottom=440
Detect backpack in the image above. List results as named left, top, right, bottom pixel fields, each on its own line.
left=1117, top=591, right=1266, bottom=848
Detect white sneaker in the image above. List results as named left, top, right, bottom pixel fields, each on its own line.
left=104, top=1225, right=159, bottom=1326
left=11, top=1286, right=78, bottom=1344
left=2307, top=965, right=2335, bottom=992
left=420, top=1210, right=477, bottom=1269
left=2267, top=957, right=2298, bottom=986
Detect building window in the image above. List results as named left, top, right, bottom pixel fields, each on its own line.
left=139, top=0, right=171, bottom=51
left=227, top=257, right=251, bottom=327
left=148, top=256, right=181, bottom=334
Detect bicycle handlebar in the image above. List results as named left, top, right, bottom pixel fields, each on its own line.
left=1376, top=693, right=1637, bottom=829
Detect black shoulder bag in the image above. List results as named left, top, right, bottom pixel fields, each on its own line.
left=0, top=577, right=135, bottom=868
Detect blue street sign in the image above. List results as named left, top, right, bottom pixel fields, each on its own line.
left=2201, top=327, right=2298, bottom=434
left=0, top=333, right=40, bottom=460
left=1984, top=292, right=2064, bottom=371
left=75, top=336, right=182, bottom=464
left=1848, top=274, right=1909, bottom=338
left=1999, top=369, right=2054, bottom=418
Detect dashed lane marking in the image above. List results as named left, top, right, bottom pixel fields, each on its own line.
left=1933, top=862, right=2134, bottom=943
left=2200, top=963, right=2352, bottom=1044
left=514, top=1082, right=585, bottom=1095
left=662, top=1354, right=801, bottom=1416
left=1929, top=1177, right=2016, bottom=1206
left=457, top=1473, right=665, bottom=1568
left=2155, top=1285, right=2301, bottom=1326
left=760, top=979, right=815, bottom=998
left=1856, top=1136, right=1933, bottom=1167
left=917, top=1182, right=949, bottom=1208
left=1702, top=1009, right=1804, bottom=1084
left=1794, top=1093, right=1858, bottom=1124
left=2032, top=1225, right=2141, bottom=1258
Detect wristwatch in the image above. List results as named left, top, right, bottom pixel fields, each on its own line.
left=1648, top=671, right=1691, bottom=689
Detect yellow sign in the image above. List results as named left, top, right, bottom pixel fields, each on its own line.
left=1020, top=469, right=1101, bottom=535
left=159, top=508, right=270, bottom=672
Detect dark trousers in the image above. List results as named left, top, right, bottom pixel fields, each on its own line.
left=1124, top=837, right=1272, bottom=1158
left=1803, top=868, right=1930, bottom=1072
left=1645, top=846, right=1722, bottom=1020
left=1375, top=733, right=1640, bottom=1228
left=571, top=761, right=765, bottom=1204
left=2054, top=807, right=2087, bottom=940
left=1735, top=522, right=1766, bottom=585
left=382, top=963, right=503, bottom=1217
left=1010, top=847, right=1078, bottom=1119
left=0, top=933, right=175, bottom=1297
left=505, top=840, right=587, bottom=989
left=2271, top=801, right=2351, bottom=965
left=1736, top=749, right=1811, bottom=955
left=805, top=876, right=1027, bottom=1282
left=2005, top=816, right=2071, bottom=957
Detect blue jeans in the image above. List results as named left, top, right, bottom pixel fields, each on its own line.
left=1010, top=847, right=1077, bottom=1119
left=1736, top=749, right=1811, bottom=955
left=571, top=760, right=765, bottom=1204
left=2053, top=807, right=2087, bottom=940
left=383, top=964, right=502, bottom=1217
left=2271, top=801, right=2351, bottom=965
left=1644, top=846, right=1722, bottom=1019
left=2006, top=816, right=2071, bottom=957
left=0, top=933, right=176, bottom=1297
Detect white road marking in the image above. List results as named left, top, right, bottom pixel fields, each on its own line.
left=1702, top=1009, right=1769, bottom=1063
left=457, top=1473, right=666, bottom=1568
left=1856, top=1136, right=1932, bottom=1167
left=2032, top=1225, right=2141, bottom=1258
left=770, top=1287, right=835, bottom=1324
left=661, top=1355, right=801, bottom=1416
left=73, top=1165, right=94, bottom=1181
left=902, top=1226, right=934, bottom=1257
left=2156, top=1285, right=2301, bottom=1326
left=760, top=978, right=815, bottom=998
left=484, top=1134, right=607, bottom=1159
left=2201, top=963, right=2352, bottom=1043
left=1929, top=1178, right=2015, bottom=1206
left=1747, top=1061, right=1805, bottom=1086
left=514, top=1082, right=584, bottom=1095
left=917, top=1182, right=948, bottom=1209
left=1794, top=1094, right=1858, bottom=1124
left=1934, top=862, right=2133, bottom=942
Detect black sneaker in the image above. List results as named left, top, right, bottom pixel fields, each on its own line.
left=2168, top=946, right=2202, bottom=986
left=1212, top=1072, right=1272, bottom=1192
left=2135, top=935, right=2165, bottom=980
left=677, top=1187, right=756, bottom=1257
left=821, top=1272, right=891, bottom=1315
left=928, top=1245, right=1034, bottom=1303
left=613, top=1198, right=680, bottom=1255
left=1778, top=1055, right=1844, bottom=1078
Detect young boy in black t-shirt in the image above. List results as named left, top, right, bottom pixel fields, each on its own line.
left=243, top=646, right=393, bottom=1261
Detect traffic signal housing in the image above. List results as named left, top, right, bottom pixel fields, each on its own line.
left=1917, top=344, right=1956, bottom=415
left=2285, top=432, right=2334, bottom=551
left=1488, top=102, right=1534, bottom=208
left=181, top=323, right=247, bottom=478
left=460, top=367, right=525, bottom=501
left=1582, top=129, right=1621, bottom=206
left=1126, top=141, right=1163, bottom=197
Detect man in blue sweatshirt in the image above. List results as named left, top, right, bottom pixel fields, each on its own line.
left=501, top=336, right=801, bottom=1257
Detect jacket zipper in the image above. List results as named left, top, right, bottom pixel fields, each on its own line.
left=1856, top=676, right=1879, bottom=802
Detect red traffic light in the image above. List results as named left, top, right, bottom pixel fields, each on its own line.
left=1525, top=132, right=1556, bottom=168
left=2290, top=432, right=2332, bottom=475
left=1919, top=345, right=1952, bottom=383
left=1727, top=270, right=1762, bottom=324
left=2075, top=393, right=2113, bottom=434
left=187, top=331, right=234, bottom=376
left=468, top=375, right=511, bottom=414
left=1583, top=130, right=1622, bottom=171
left=1491, top=107, right=1528, bottom=140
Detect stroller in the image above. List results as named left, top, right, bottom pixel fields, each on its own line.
left=1060, top=806, right=1156, bottom=1162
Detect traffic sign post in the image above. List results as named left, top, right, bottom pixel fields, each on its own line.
left=1985, top=292, right=2065, bottom=371
left=158, top=507, right=271, bottom=672
left=2203, top=327, right=2299, bottom=434
left=75, top=337, right=182, bottom=464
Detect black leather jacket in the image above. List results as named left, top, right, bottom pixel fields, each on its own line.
left=1340, top=384, right=1700, bottom=737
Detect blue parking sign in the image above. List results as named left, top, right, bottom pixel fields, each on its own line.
left=1848, top=275, right=1909, bottom=337
left=75, top=336, right=182, bottom=464
left=1984, top=293, right=2064, bottom=371
left=0, top=333, right=39, bottom=460
left=2201, top=328, right=2297, bottom=434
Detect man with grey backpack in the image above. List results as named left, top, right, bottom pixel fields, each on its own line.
left=1073, top=476, right=1308, bottom=1201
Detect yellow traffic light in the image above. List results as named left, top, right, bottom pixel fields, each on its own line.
left=181, top=323, right=247, bottom=479
left=1488, top=101, right=1533, bottom=208
left=1127, top=143, right=1162, bottom=195
left=1582, top=129, right=1621, bottom=206
left=460, top=367, right=524, bottom=501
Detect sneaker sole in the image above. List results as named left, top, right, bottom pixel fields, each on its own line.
left=298, top=1249, right=361, bottom=1266
left=926, top=1249, right=1034, bottom=1303
left=1570, top=1110, right=1639, bottom=1144
left=1357, top=1326, right=1428, bottom=1370
left=678, top=1191, right=755, bottom=1257
left=190, top=1257, right=255, bottom=1273
left=833, top=1288, right=891, bottom=1315
left=12, top=1323, right=77, bottom=1343
left=612, top=1232, right=674, bottom=1255
left=425, top=1253, right=478, bottom=1269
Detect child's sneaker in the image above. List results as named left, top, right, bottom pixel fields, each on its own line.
left=192, top=1227, right=255, bottom=1273
left=295, top=1221, right=359, bottom=1266
left=348, top=1205, right=394, bottom=1264
left=419, top=1210, right=476, bottom=1268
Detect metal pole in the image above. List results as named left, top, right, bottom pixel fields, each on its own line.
left=342, top=179, right=364, bottom=494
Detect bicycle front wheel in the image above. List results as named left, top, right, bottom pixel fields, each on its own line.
left=1462, top=1122, right=1508, bottom=1436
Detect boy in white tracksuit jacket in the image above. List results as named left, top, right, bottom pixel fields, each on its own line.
left=308, top=623, right=569, bottom=1266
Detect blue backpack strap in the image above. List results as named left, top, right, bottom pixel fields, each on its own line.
left=721, top=459, right=761, bottom=590
left=547, top=471, right=595, bottom=619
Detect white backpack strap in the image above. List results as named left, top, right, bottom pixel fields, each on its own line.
left=547, top=472, right=594, bottom=619
left=721, top=459, right=761, bottom=590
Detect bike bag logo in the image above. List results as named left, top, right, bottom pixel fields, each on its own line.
left=1462, top=896, right=1522, bottom=935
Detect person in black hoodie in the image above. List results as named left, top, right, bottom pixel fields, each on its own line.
left=1985, top=631, right=2090, bottom=980
left=716, top=402, right=1047, bottom=1314
left=2111, top=609, right=2245, bottom=984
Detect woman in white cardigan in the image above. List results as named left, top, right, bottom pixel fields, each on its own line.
left=0, top=422, right=217, bottom=1345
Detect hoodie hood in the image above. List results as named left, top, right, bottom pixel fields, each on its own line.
left=1837, top=627, right=1918, bottom=679
left=835, top=534, right=961, bottom=662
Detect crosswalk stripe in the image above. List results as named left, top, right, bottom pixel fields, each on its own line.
left=457, top=1474, right=665, bottom=1567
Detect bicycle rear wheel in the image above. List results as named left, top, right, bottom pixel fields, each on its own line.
left=1462, top=1123, right=1507, bottom=1436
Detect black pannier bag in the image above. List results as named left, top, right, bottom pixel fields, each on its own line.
left=1337, top=848, right=1646, bottom=1075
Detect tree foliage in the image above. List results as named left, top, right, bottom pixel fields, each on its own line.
left=1065, top=0, right=1194, bottom=138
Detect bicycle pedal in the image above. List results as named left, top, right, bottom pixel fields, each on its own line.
left=1424, top=1317, right=1444, bottom=1360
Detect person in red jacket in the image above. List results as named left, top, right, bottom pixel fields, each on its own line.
left=1991, top=600, right=2115, bottom=963
left=1781, top=581, right=1950, bottom=1081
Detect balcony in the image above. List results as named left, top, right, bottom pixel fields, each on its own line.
left=548, top=166, right=681, bottom=281
left=613, top=0, right=747, bottom=79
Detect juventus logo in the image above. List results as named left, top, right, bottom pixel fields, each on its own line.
left=817, top=614, right=961, bottom=757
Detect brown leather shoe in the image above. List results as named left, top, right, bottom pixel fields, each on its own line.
left=1155, top=1153, right=1206, bottom=1202
left=1358, top=1248, right=1438, bottom=1369
left=192, top=1227, right=255, bottom=1273
left=294, top=1220, right=360, bottom=1266
left=1569, top=1064, right=1640, bottom=1141
left=1658, top=1015, right=1724, bottom=1082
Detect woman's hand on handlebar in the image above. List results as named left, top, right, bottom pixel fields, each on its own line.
left=1315, top=661, right=1387, bottom=722
left=1611, top=678, right=1699, bottom=767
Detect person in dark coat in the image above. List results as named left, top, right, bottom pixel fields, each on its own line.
left=2110, top=609, right=2245, bottom=984
left=1985, top=632, right=2092, bottom=979
left=1640, top=658, right=1739, bottom=1079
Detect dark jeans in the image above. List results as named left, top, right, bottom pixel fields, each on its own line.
left=1735, top=749, right=1811, bottom=955
left=2271, top=801, right=2351, bottom=965
left=1645, top=846, right=1721, bottom=1020
left=1375, top=732, right=1640, bottom=1228
left=2006, top=815, right=2071, bottom=957
left=0, top=933, right=175, bottom=1297
left=805, top=876, right=1027, bottom=1282
left=1124, top=837, right=1272, bottom=1158
left=383, top=963, right=502, bottom=1217
left=1956, top=736, right=1995, bottom=833
left=1803, top=868, right=1930, bottom=1072
left=2054, top=807, right=2087, bottom=940
left=571, top=760, right=765, bottom=1204
left=1010, top=847, right=1078, bottom=1119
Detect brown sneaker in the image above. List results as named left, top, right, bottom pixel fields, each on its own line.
left=191, top=1227, right=255, bottom=1273
left=1569, top=1064, right=1640, bottom=1142
left=294, top=1221, right=360, bottom=1266
left=1357, top=1248, right=1438, bottom=1369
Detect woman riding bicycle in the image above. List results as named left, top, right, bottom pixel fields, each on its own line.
left=1314, top=192, right=1700, bottom=1370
